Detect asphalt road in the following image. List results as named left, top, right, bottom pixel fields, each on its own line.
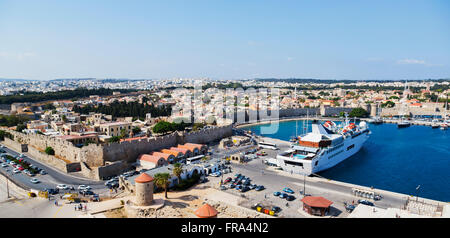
left=207, top=140, right=408, bottom=217
left=0, top=143, right=106, bottom=194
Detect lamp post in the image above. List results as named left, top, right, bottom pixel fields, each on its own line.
left=303, top=174, right=306, bottom=196
left=415, top=185, right=421, bottom=202
left=6, top=174, right=10, bottom=198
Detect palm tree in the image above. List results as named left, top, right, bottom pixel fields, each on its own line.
left=154, top=173, right=171, bottom=199
left=172, top=163, right=183, bottom=184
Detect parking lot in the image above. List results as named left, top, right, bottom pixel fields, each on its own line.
left=205, top=145, right=388, bottom=218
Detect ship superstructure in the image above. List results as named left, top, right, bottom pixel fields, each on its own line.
left=277, top=118, right=370, bottom=175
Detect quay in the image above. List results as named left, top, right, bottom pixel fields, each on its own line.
left=230, top=135, right=449, bottom=218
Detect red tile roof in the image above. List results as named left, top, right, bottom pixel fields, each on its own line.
left=194, top=203, right=218, bottom=218
left=170, top=147, right=190, bottom=154
left=152, top=152, right=174, bottom=160
left=135, top=173, right=154, bottom=183
left=301, top=196, right=333, bottom=208
left=139, top=154, right=163, bottom=164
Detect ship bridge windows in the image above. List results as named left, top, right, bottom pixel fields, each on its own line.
left=346, top=144, right=355, bottom=151
left=284, top=160, right=303, bottom=167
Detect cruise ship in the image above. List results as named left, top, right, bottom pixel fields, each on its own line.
left=276, top=119, right=370, bottom=175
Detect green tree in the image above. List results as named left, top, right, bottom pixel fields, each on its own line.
left=132, top=126, right=141, bottom=135
left=45, top=146, right=55, bottom=155
left=349, top=107, right=369, bottom=118
left=154, top=173, right=171, bottom=199
left=120, top=128, right=127, bottom=138
left=108, top=136, right=121, bottom=143
left=381, top=101, right=395, bottom=108
left=15, top=124, right=27, bottom=132
left=152, top=121, right=174, bottom=134
left=172, top=163, right=184, bottom=184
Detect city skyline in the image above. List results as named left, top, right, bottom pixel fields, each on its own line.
left=1, top=0, right=450, bottom=80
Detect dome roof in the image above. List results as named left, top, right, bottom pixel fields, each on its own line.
left=194, top=203, right=218, bottom=218
left=134, top=173, right=154, bottom=183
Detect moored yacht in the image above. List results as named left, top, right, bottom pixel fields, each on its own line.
left=397, top=117, right=410, bottom=128
left=276, top=119, right=370, bottom=175
left=368, top=116, right=383, bottom=124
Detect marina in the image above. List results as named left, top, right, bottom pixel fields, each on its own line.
left=242, top=119, right=450, bottom=202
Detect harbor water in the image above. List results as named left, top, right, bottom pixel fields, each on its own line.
left=243, top=120, right=450, bottom=202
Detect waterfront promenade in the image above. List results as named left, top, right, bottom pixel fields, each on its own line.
left=223, top=135, right=448, bottom=217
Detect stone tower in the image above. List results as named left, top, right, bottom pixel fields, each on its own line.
left=370, top=104, right=378, bottom=117
left=134, top=173, right=154, bottom=206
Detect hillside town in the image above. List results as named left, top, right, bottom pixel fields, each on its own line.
left=0, top=78, right=449, bottom=219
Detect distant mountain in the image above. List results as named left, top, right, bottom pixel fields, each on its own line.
left=0, top=78, right=31, bottom=82
left=254, top=78, right=450, bottom=84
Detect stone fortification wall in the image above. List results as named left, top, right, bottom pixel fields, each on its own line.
left=180, top=124, right=233, bottom=145
left=2, top=137, right=24, bottom=152
left=2, top=125, right=232, bottom=180
left=322, top=107, right=353, bottom=117
left=3, top=129, right=104, bottom=167
left=381, top=103, right=447, bottom=117
left=3, top=137, right=75, bottom=173
left=102, top=133, right=178, bottom=163
left=102, top=125, right=232, bottom=163
left=26, top=145, right=70, bottom=173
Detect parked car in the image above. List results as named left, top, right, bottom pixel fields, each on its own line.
left=344, top=202, right=356, bottom=213
left=271, top=206, right=282, bottom=213
left=80, top=190, right=95, bottom=196
left=358, top=199, right=374, bottom=206
left=273, top=191, right=281, bottom=196
left=1, top=163, right=7, bottom=168
left=56, top=184, right=69, bottom=190
left=30, top=178, right=40, bottom=184
left=45, top=188, right=59, bottom=195
left=13, top=168, right=20, bottom=174
left=91, top=194, right=100, bottom=202
left=40, top=170, right=47, bottom=175
left=283, top=187, right=294, bottom=194
left=255, top=185, right=265, bottom=191
left=78, top=185, right=91, bottom=190
left=286, top=195, right=296, bottom=201
left=220, top=185, right=227, bottom=190
left=240, top=186, right=250, bottom=193
left=279, top=193, right=288, bottom=199
left=251, top=203, right=263, bottom=209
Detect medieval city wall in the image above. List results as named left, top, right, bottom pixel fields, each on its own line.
left=180, top=124, right=233, bottom=144
left=322, top=107, right=354, bottom=117
left=102, top=133, right=178, bottom=163
left=2, top=125, right=232, bottom=180
left=381, top=103, right=446, bottom=117
left=3, top=129, right=104, bottom=168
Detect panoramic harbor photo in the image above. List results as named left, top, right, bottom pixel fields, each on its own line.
left=0, top=0, right=449, bottom=234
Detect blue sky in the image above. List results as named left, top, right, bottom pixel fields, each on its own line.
left=0, top=0, right=449, bottom=80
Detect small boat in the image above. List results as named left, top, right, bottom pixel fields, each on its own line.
left=440, top=123, right=448, bottom=130
left=431, top=123, right=439, bottom=129
left=368, top=117, right=383, bottom=125
left=397, top=120, right=410, bottom=128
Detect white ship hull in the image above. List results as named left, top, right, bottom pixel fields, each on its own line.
left=311, top=131, right=369, bottom=173
left=277, top=123, right=370, bottom=176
